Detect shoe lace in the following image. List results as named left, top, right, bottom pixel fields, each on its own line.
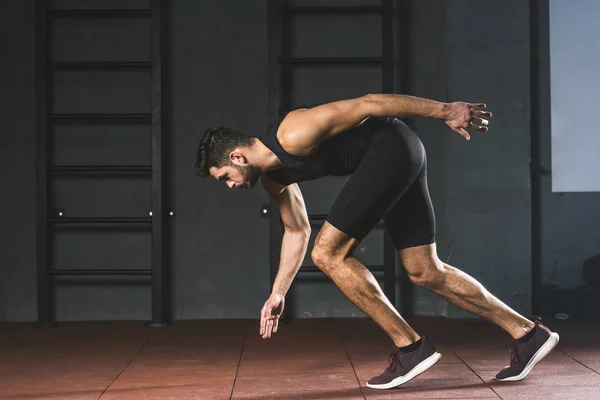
left=386, top=351, right=402, bottom=372
left=508, top=340, right=524, bottom=364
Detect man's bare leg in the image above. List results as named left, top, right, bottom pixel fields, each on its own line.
left=398, top=243, right=534, bottom=339
left=312, top=222, right=419, bottom=348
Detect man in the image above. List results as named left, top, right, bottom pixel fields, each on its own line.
left=195, top=93, right=559, bottom=389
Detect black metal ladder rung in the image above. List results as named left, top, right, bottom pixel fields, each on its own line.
left=300, top=265, right=384, bottom=274
left=280, top=57, right=383, bottom=65
left=50, top=165, right=153, bottom=177
left=49, top=9, right=151, bottom=17
left=49, top=217, right=153, bottom=230
left=279, top=6, right=383, bottom=14
left=295, top=266, right=384, bottom=281
left=48, top=269, right=152, bottom=276
left=51, top=113, right=152, bottom=123
left=51, top=61, right=151, bottom=70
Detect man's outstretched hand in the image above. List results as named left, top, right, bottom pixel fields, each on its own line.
left=260, top=293, right=285, bottom=339
left=444, top=102, right=492, bottom=141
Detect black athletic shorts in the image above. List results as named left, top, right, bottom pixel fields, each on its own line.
left=326, top=119, right=436, bottom=250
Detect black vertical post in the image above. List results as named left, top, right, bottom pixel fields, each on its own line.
left=150, top=0, right=167, bottom=327
left=267, top=0, right=288, bottom=322
left=382, top=0, right=394, bottom=94
left=381, top=0, right=399, bottom=312
left=35, top=0, right=53, bottom=327
left=395, top=0, right=415, bottom=317
left=530, top=0, right=548, bottom=316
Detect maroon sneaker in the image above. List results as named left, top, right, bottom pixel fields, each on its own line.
left=366, top=336, right=441, bottom=389
left=495, top=318, right=560, bottom=381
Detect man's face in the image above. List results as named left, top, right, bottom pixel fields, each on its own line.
left=210, top=164, right=261, bottom=189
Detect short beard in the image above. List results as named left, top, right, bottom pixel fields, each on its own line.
left=236, top=164, right=262, bottom=188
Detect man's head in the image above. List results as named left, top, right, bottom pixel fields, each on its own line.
left=195, top=126, right=262, bottom=189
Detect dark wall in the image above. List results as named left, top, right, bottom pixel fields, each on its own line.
left=1, top=0, right=598, bottom=322
left=0, top=0, right=37, bottom=321
left=406, top=0, right=532, bottom=317
left=168, top=0, right=271, bottom=318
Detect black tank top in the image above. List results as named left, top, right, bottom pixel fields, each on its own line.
left=259, top=116, right=397, bottom=185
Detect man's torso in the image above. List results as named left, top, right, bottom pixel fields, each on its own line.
left=259, top=115, right=401, bottom=186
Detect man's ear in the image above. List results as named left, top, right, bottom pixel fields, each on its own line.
left=229, top=150, right=247, bottom=166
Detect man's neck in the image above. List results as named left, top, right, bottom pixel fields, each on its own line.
left=248, top=138, right=282, bottom=172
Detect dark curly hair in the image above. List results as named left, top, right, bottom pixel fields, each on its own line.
left=195, top=126, right=254, bottom=177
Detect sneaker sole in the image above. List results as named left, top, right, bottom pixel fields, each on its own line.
left=366, top=352, right=442, bottom=390
left=495, top=332, right=560, bottom=382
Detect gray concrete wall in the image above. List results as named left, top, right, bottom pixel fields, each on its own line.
left=0, top=0, right=37, bottom=321
left=444, top=0, right=532, bottom=317
left=168, top=0, right=271, bottom=318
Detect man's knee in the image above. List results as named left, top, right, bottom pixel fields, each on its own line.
left=311, top=242, right=336, bottom=273
left=404, top=258, right=447, bottom=290
left=310, top=245, right=326, bottom=269
left=311, top=237, right=348, bottom=274
left=311, top=222, right=357, bottom=273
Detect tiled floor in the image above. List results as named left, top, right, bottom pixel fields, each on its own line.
left=0, top=317, right=599, bottom=399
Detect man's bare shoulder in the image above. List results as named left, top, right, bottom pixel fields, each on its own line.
left=277, top=108, right=320, bottom=156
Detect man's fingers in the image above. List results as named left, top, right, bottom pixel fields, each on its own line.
left=260, top=306, right=268, bottom=336
left=273, top=317, right=279, bottom=333
left=471, top=117, right=488, bottom=127
left=470, top=124, right=488, bottom=132
left=473, top=110, right=492, bottom=118
left=469, top=103, right=486, bottom=110
left=267, top=319, right=274, bottom=338
left=455, top=128, right=470, bottom=140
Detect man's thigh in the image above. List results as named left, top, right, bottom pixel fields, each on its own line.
left=383, top=173, right=436, bottom=251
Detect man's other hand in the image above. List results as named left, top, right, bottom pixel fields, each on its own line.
left=444, top=102, right=492, bottom=140
left=260, top=293, right=285, bottom=339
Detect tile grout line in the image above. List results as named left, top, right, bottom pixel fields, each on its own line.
left=558, top=349, right=600, bottom=376
left=229, top=319, right=251, bottom=400
left=448, top=347, right=504, bottom=400
left=96, top=341, right=147, bottom=400
left=333, top=318, right=367, bottom=400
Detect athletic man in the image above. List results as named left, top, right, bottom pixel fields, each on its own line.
left=194, top=93, right=559, bottom=389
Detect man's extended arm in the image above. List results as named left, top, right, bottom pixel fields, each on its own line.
left=259, top=175, right=310, bottom=338
left=279, top=93, right=492, bottom=155
left=268, top=182, right=311, bottom=297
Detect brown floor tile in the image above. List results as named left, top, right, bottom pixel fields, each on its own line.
left=0, top=367, right=116, bottom=400
left=239, top=352, right=355, bottom=375
left=101, top=365, right=235, bottom=400
left=559, top=345, right=600, bottom=362
left=232, top=372, right=364, bottom=400
left=135, top=345, right=242, bottom=366
left=489, top=385, right=600, bottom=400
left=361, top=364, right=499, bottom=399
left=579, top=360, right=600, bottom=374
left=244, top=337, right=348, bottom=359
